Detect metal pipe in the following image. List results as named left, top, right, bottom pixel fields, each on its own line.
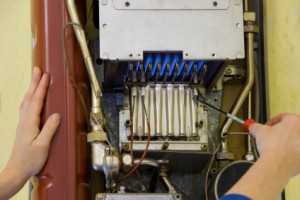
left=66, top=0, right=101, bottom=97
left=220, top=32, right=255, bottom=151
left=254, top=64, right=260, bottom=122
left=90, top=85, right=104, bottom=132
left=247, top=92, right=253, bottom=153
left=160, top=176, right=177, bottom=193
left=252, top=65, right=260, bottom=159
left=133, top=158, right=159, bottom=168
left=244, top=0, right=249, bottom=12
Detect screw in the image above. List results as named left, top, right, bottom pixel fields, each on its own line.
left=201, top=144, right=208, bottom=151
left=162, top=142, right=169, bottom=150
left=213, top=1, right=218, bottom=6
left=96, top=58, right=103, bottom=65
left=199, top=120, right=204, bottom=127
left=226, top=68, right=232, bottom=74
left=122, top=143, right=130, bottom=151
left=125, top=120, right=131, bottom=127
left=97, top=194, right=103, bottom=200
left=125, top=1, right=130, bottom=6
left=210, top=168, right=217, bottom=175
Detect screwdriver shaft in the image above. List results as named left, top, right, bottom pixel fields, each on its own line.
left=226, top=113, right=245, bottom=124
left=197, top=98, right=245, bottom=124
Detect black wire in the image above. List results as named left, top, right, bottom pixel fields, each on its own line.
left=62, top=22, right=90, bottom=130
left=84, top=0, right=95, bottom=32
left=196, top=98, right=227, bottom=116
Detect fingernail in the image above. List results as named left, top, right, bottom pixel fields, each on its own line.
left=51, top=113, right=60, bottom=123
left=42, top=73, right=49, bottom=81
left=33, top=67, right=39, bottom=75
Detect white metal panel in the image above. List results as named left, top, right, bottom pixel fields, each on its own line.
left=99, top=0, right=244, bottom=60
left=112, top=0, right=230, bottom=10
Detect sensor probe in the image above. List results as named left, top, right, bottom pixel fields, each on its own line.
left=197, top=99, right=255, bottom=132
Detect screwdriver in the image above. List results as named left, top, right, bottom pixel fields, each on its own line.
left=197, top=99, right=255, bottom=132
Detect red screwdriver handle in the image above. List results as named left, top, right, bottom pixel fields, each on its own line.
left=243, top=118, right=256, bottom=132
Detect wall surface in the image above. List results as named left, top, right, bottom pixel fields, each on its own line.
left=266, top=0, right=300, bottom=199
left=0, top=0, right=31, bottom=199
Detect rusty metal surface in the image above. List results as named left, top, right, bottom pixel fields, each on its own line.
left=31, top=0, right=89, bottom=199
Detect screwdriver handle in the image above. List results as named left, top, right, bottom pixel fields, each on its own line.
left=243, top=118, right=256, bottom=132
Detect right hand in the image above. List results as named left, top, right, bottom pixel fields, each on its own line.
left=249, top=113, right=300, bottom=177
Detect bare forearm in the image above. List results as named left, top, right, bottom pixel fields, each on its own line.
left=226, top=151, right=290, bottom=200
left=0, top=163, right=28, bottom=200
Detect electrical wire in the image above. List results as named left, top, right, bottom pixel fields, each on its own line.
left=62, top=22, right=90, bottom=129
left=100, top=105, right=119, bottom=145
left=117, top=91, right=151, bottom=187
left=63, top=22, right=113, bottom=135
left=84, top=0, right=95, bottom=32
left=130, top=122, right=150, bottom=192
left=127, top=94, right=150, bottom=191
left=130, top=95, right=150, bottom=192
left=126, top=96, right=149, bottom=192
left=122, top=90, right=149, bottom=192
left=205, top=136, right=221, bottom=200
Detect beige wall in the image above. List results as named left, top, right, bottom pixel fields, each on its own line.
left=266, top=0, right=300, bottom=199
left=0, top=0, right=31, bottom=199
left=0, top=0, right=300, bottom=199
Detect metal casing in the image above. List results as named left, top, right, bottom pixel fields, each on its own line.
left=31, top=0, right=90, bottom=199
left=99, top=0, right=245, bottom=60
left=95, top=193, right=182, bottom=200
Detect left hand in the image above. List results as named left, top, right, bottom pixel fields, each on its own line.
left=6, top=67, right=60, bottom=179
left=0, top=67, right=60, bottom=200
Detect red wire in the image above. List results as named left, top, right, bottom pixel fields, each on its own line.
left=130, top=125, right=150, bottom=192
left=118, top=122, right=151, bottom=184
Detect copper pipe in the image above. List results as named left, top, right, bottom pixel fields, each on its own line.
left=220, top=32, right=255, bottom=152
left=245, top=91, right=255, bottom=161
left=66, top=0, right=101, bottom=97
left=244, top=0, right=249, bottom=12
left=90, top=84, right=105, bottom=132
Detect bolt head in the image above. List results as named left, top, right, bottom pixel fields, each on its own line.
left=97, top=194, right=103, bottom=200
left=122, top=143, right=130, bottom=151
left=244, top=12, right=256, bottom=22
left=244, top=153, right=255, bottom=161
left=201, top=144, right=208, bottom=151
left=122, top=154, right=132, bottom=165
left=226, top=68, right=232, bottom=74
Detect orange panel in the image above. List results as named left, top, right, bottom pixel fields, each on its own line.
left=31, top=0, right=90, bottom=199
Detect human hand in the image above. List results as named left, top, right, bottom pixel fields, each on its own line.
left=224, top=113, right=300, bottom=199
left=249, top=113, right=300, bottom=177
left=5, top=67, right=60, bottom=179
left=0, top=67, right=60, bottom=200
left=10, top=67, right=60, bottom=177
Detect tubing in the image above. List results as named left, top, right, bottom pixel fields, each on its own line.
left=66, top=0, right=101, bottom=97
left=220, top=32, right=255, bottom=152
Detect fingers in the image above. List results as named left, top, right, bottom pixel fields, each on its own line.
left=24, top=67, right=42, bottom=101
left=249, top=123, right=270, bottom=138
left=29, top=73, right=50, bottom=116
left=36, top=113, right=60, bottom=147
left=266, top=113, right=289, bottom=126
